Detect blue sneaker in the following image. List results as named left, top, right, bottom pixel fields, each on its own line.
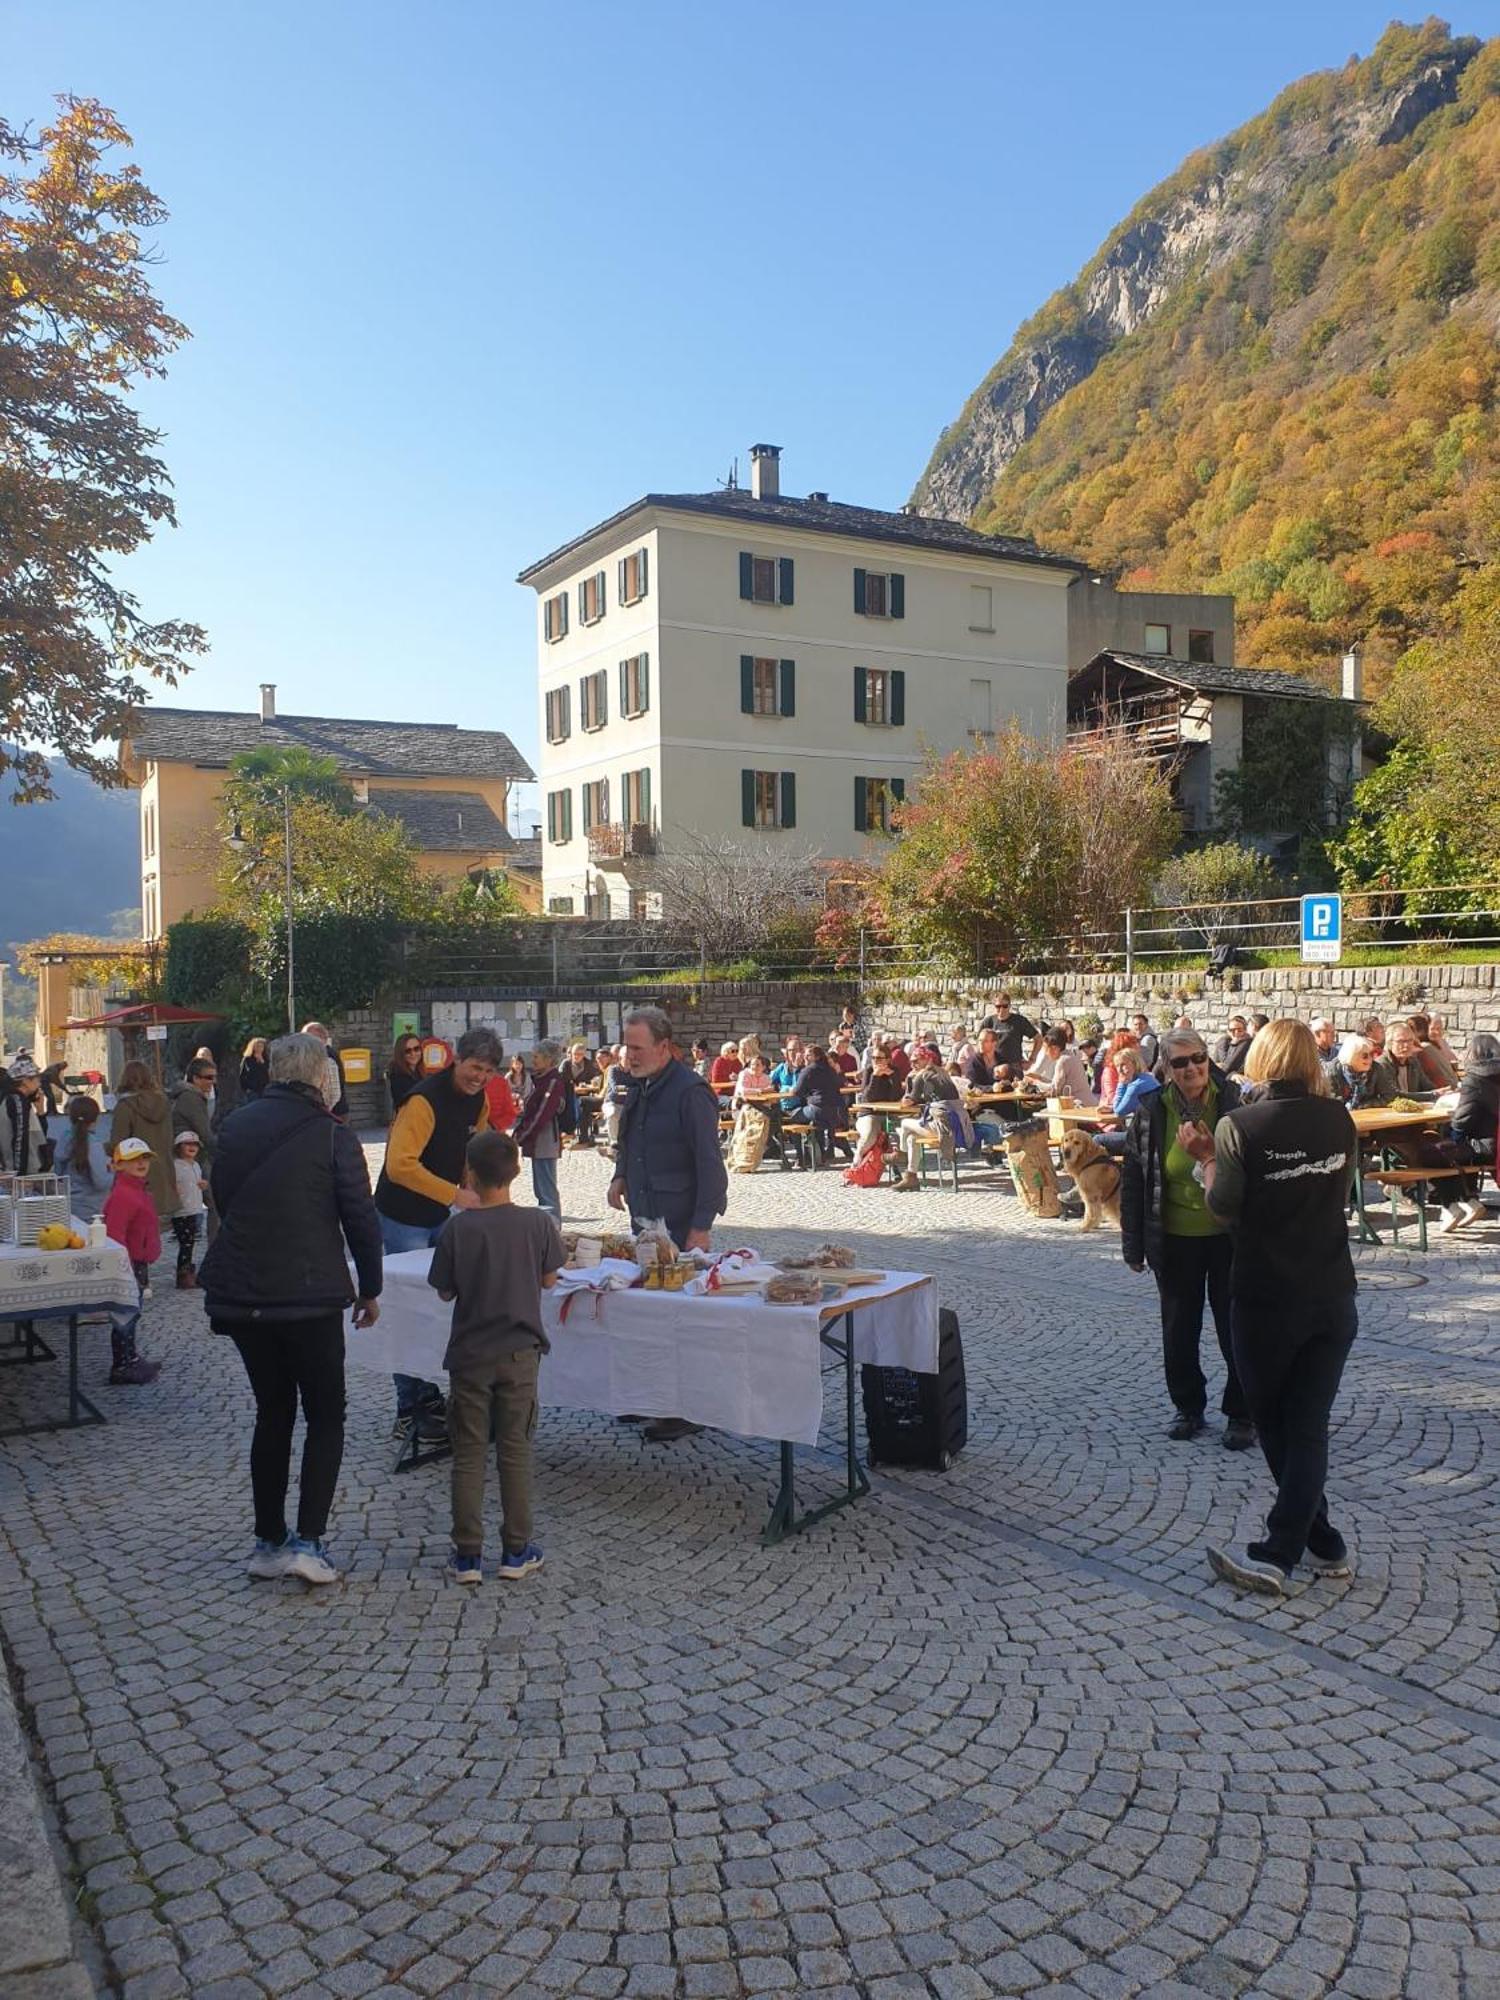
left=498, top=1542, right=544, bottom=1581
left=286, top=1536, right=340, bottom=1586
left=447, top=1553, right=483, bottom=1586
left=247, top=1537, right=293, bottom=1581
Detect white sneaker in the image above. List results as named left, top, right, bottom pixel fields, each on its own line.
left=1207, top=1544, right=1295, bottom=1597
left=1463, top=1200, right=1487, bottom=1226
left=1439, top=1205, right=1467, bottom=1234
left=286, top=1537, right=340, bottom=1585
left=247, top=1537, right=294, bottom=1580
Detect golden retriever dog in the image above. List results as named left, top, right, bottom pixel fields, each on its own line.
left=1060, top=1129, right=1122, bottom=1232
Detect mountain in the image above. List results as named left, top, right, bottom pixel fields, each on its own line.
left=914, top=21, right=1500, bottom=682
left=0, top=761, right=140, bottom=959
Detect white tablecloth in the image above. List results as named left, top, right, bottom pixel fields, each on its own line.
left=0, top=1240, right=137, bottom=1319
left=352, top=1251, right=940, bottom=1447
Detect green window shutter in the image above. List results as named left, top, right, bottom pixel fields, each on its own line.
left=780, top=772, right=796, bottom=828
left=739, top=551, right=754, bottom=599
left=640, top=654, right=650, bottom=712
left=890, top=669, right=906, bottom=726
left=854, top=776, right=868, bottom=832
left=740, top=655, right=755, bottom=714
left=546, top=794, right=555, bottom=842
left=617, top=556, right=627, bottom=599
left=890, top=572, right=905, bottom=619
left=891, top=777, right=906, bottom=803
left=742, top=769, right=756, bottom=827
left=619, top=659, right=628, bottom=712
left=639, top=547, right=649, bottom=596
left=639, top=768, right=652, bottom=826
left=778, top=556, right=794, bottom=604
left=597, top=568, right=607, bottom=612
left=565, top=792, right=573, bottom=841
left=853, top=666, right=867, bottom=723
left=779, top=659, right=795, bottom=716
left=853, top=567, right=867, bottom=614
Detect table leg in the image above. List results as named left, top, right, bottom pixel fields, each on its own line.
left=0, top=1313, right=104, bottom=1438
left=760, top=1310, right=870, bottom=1544
left=0, top=1319, right=56, bottom=1367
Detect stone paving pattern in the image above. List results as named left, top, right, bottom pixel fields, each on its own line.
left=3, top=1142, right=1500, bottom=1998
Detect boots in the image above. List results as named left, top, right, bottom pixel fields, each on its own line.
left=895, top=1171, right=920, bottom=1192
left=176, top=1267, right=198, bottom=1289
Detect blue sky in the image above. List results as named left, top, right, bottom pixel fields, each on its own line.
left=11, top=1, right=1499, bottom=812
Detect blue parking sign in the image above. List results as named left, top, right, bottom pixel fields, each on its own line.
left=1301, top=893, right=1342, bottom=964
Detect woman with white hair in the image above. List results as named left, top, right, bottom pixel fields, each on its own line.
left=201, top=1033, right=383, bottom=1586
left=1330, top=1034, right=1397, bottom=1111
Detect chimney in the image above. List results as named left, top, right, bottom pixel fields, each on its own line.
left=1341, top=649, right=1362, bottom=702
left=259, top=683, right=276, bottom=722
left=749, top=442, right=781, bottom=501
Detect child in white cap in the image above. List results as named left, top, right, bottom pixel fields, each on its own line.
left=102, top=1138, right=162, bottom=1383
left=171, top=1131, right=207, bottom=1291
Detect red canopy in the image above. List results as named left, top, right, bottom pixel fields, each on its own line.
left=63, top=1002, right=226, bottom=1031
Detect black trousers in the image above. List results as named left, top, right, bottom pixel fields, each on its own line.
left=1154, top=1231, right=1248, bottom=1420
left=1232, top=1295, right=1356, bottom=1570
left=219, top=1314, right=346, bottom=1544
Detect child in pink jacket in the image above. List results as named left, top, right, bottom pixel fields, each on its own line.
left=102, top=1137, right=163, bottom=1384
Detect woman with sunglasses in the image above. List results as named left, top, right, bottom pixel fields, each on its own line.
left=387, top=1034, right=425, bottom=1117
left=1121, top=1028, right=1254, bottom=1449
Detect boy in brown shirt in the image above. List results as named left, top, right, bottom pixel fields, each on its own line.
left=428, top=1131, right=565, bottom=1583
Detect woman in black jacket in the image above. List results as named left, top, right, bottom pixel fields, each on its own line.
left=781, top=1045, right=852, bottom=1166
left=201, top=1033, right=383, bottom=1588
left=1191, top=1019, right=1358, bottom=1597
left=1453, top=1032, right=1500, bottom=1165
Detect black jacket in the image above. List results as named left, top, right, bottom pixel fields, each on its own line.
left=1121, top=1065, right=1242, bottom=1271
left=1208, top=1082, right=1356, bottom=1305
left=1454, top=1045, right=1500, bottom=1162
left=783, top=1058, right=846, bottom=1132
left=616, top=1057, right=728, bottom=1240
left=202, top=1083, right=382, bottom=1323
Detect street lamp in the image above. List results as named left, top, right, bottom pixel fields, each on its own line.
left=228, top=786, right=296, bottom=1032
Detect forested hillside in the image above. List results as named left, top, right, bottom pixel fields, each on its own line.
left=917, top=20, right=1500, bottom=687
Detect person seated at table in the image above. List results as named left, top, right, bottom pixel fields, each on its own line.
left=769, top=1038, right=804, bottom=1094
left=886, top=1037, right=913, bottom=1085
left=709, top=1042, right=742, bottom=1088
left=598, top=1046, right=631, bottom=1157
left=690, top=1037, right=713, bottom=1082
left=563, top=1042, right=601, bottom=1145
left=733, top=1052, right=786, bottom=1155
left=944, top=1023, right=975, bottom=1070
left=1310, top=1016, right=1341, bottom=1083
left=828, top=1031, right=859, bottom=1079
left=961, top=1028, right=1003, bottom=1094
left=1361, top=1016, right=1387, bottom=1059
left=1427, top=1012, right=1461, bottom=1073
left=1450, top=1032, right=1499, bottom=1222
left=1405, top=1013, right=1459, bottom=1090
left=1097, top=1047, right=1161, bottom=1155
left=1212, top=1016, right=1253, bottom=1076
left=1330, top=1034, right=1398, bottom=1110
left=1371, top=1023, right=1480, bottom=1233
left=781, top=1044, right=851, bottom=1167
left=1027, top=1027, right=1097, bottom=1104
left=1374, top=1023, right=1438, bottom=1104
left=1132, top=1014, right=1160, bottom=1071
left=736, top=1034, right=762, bottom=1070
left=1097, top=1030, right=1140, bottom=1109
left=853, top=1048, right=904, bottom=1161
left=894, top=1043, right=965, bottom=1192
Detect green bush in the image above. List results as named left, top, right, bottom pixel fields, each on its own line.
left=164, top=918, right=252, bottom=1005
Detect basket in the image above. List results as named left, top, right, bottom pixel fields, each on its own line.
left=8, top=1174, right=71, bottom=1246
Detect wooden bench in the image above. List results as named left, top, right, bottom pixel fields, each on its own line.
left=1361, top=1166, right=1471, bottom=1251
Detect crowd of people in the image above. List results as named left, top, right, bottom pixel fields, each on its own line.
left=3, top=981, right=1495, bottom=1602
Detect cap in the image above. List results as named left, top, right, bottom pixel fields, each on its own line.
left=173, top=1130, right=201, bottom=1148
left=9, top=1053, right=38, bottom=1081
left=112, top=1137, right=153, bottom=1163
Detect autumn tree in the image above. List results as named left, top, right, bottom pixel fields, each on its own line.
left=857, top=724, right=1179, bottom=970
left=0, top=97, right=204, bottom=799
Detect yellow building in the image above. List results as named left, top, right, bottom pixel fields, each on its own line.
left=120, top=685, right=538, bottom=936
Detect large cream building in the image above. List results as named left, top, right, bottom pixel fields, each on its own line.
left=521, top=446, right=1104, bottom=917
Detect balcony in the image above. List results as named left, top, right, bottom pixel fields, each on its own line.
left=588, top=821, right=657, bottom=871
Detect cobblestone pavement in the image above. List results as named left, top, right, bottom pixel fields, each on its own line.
left=3, top=1142, right=1500, bottom=1999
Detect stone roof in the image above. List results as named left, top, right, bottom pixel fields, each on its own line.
left=509, top=831, right=542, bottom=873
left=362, top=788, right=514, bottom=853
left=122, top=707, right=534, bottom=782
left=518, top=487, right=1090, bottom=584
left=1080, top=650, right=1359, bottom=703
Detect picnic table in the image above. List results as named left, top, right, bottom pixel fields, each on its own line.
left=1348, top=1106, right=1449, bottom=1136
left=356, top=1252, right=941, bottom=1544
left=0, top=1239, right=137, bottom=1439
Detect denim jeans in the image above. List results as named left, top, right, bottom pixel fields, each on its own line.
left=530, top=1154, right=561, bottom=1221
left=378, top=1210, right=446, bottom=1413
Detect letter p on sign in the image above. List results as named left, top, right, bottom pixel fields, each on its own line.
left=1301, top=893, right=1342, bottom=964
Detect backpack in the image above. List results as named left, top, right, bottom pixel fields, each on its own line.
left=843, top=1130, right=891, bottom=1186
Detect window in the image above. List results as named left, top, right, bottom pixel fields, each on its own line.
left=582, top=778, right=610, bottom=832
left=740, top=655, right=795, bottom=717
left=968, top=583, right=994, bottom=632
left=618, top=547, right=650, bottom=605
left=619, top=653, right=650, bottom=718
left=738, top=551, right=795, bottom=605
left=740, top=769, right=796, bottom=829
left=1188, top=628, right=1215, bottom=664
left=969, top=677, right=993, bottom=736
left=143, top=800, right=156, bottom=858
left=854, top=774, right=906, bottom=833
left=580, top=669, right=608, bottom=732
left=545, top=685, right=571, bottom=744
left=622, top=767, right=652, bottom=827
left=578, top=570, right=607, bottom=625
left=1143, top=622, right=1171, bottom=654
left=628, top=890, right=650, bottom=922
left=546, top=789, right=573, bottom=844
left=854, top=666, right=905, bottom=726
left=853, top=568, right=905, bottom=619
left=547, top=895, right=575, bottom=915
left=544, top=591, right=569, bottom=643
